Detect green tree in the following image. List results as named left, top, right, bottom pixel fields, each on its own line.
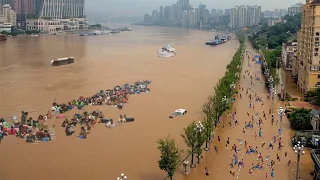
left=194, top=122, right=207, bottom=164
left=181, top=122, right=198, bottom=166
left=288, top=108, right=313, bottom=130
left=157, top=136, right=183, bottom=180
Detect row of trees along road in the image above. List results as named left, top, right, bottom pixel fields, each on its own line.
left=157, top=32, right=245, bottom=180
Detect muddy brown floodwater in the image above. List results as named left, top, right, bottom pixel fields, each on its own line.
left=0, top=25, right=239, bottom=180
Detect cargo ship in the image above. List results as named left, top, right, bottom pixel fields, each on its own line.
left=0, top=34, right=7, bottom=41
left=205, top=35, right=230, bottom=46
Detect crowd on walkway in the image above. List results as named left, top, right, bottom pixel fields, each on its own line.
left=206, top=49, right=290, bottom=179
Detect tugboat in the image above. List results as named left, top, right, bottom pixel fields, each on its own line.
left=0, top=34, right=7, bottom=41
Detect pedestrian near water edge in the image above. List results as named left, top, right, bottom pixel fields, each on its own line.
left=271, top=168, right=275, bottom=177
left=218, top=136, right=220, bottom=142
left=204, top=167, right=209, bottom=176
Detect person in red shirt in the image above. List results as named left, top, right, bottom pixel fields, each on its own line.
left=7, top=126, right=17, bottom=135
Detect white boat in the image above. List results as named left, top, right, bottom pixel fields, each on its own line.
left=102, top=30, right=111, bottom=34
left=157, top=44, right=176, bottom=58
left=93, top=30, right=103, bottom=35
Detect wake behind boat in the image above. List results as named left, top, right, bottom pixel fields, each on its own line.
left=157, top=44, right=176, bottom=58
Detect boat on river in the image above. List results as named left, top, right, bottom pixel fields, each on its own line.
left=50, top=57, right=74, bottom=66
left=0, top=34, right=6, bottom=41
left=157, top=44, right=176, bottom=58
left=205, top=35, right=230, bottom=46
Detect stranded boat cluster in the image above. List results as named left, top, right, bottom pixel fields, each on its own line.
left=55, top=80, right=151, bottom=112
left=0, top=80, right=151, bottom=144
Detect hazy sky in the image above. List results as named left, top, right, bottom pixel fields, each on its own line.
left=86, top=0, right=305, bottom=18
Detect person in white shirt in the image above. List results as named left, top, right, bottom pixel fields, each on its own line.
left=106, top=119, right=116, bottom=128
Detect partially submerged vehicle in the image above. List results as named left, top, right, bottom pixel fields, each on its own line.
left=158, top=44, right=176, bottom=58
left=50, top=57, right=74, bottom=66
left=169, top=109, right=187, bottom=119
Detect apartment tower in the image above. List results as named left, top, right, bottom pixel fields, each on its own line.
left=39, top=0, right=85, bottom=19
left=297, top=0, right=320, bottom=93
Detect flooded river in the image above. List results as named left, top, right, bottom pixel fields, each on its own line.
left=0, top=25, right=239, bottom=180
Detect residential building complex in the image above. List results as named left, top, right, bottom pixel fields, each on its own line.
left=297, top=0, right=320, bottom=93
left=264, top=9, right=288, bottom=18
left=0, top=4, right=16, bottom=32
left=39, top=0, right=85, bottom=19
left=230, top=5, right=261, bottom=29
left=143, top=0, right=228, bottom=28
left=288, top=3, right=303, bottom=16
left=282, top=42, right=298, bottom=71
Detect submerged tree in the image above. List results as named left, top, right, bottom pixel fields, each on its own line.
left=181, top=122, right=198, bottom=167
left=157, top=136, right=183, bottom=180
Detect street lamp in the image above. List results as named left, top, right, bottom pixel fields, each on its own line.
left=294, top=142, right=305, bottom=180
left=277, top=107, right=285, bottom=135
left=117, top=173, right=127, bottom=180
left=221, top=96, right=228, bottom=128
left=195, top=121, right=204, bottom=164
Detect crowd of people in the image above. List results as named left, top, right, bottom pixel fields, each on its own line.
left=206, top=50, right=291, bottom=179
left=0, top=81, right=150, bottom=144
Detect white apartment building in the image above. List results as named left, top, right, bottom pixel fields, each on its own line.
left=26, top=17, right=87, bottom=33
left=0, top=4, right=16, bottom=26
left=230, top=5, right=261, bottom=29
left=182, top=10, right=188, bottom=26
left=288, top=3, right=302, bottom=16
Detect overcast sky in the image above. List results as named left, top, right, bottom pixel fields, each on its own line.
left=86, top=0, right=305, bottom=18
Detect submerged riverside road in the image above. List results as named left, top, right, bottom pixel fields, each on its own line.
left=179, top=40, right=314, bottom=180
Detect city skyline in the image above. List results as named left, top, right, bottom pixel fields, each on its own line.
left=85, top=0, right=304, bottom=17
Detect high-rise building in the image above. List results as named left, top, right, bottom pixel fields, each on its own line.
left=204, top=9, right=210, bottom=24
left=182, top=10, right=188, bottom=26
left=230, top=5, right=261, bottom=29
left=217, top=9, right=223, bottom=16
left=199, top=4, right=205, bottom=24
left=164, top=6, right=170, bottom=21
left=159, top=6, right=164, bottom=22
left=143, top=14, right=152, bottom=23
left=182, top=0, right=189, bottom=10
left=38, top=0, right=85, bottom=19
left=0, top=4, right=16, bottom=26
left=152, top=10, right=158, bottom=22
left=195, top=7, right=200, bottom=26
left=230, top=8, right=237, bottom=28
left=225, top=9, right=231, bottom=16
left=188, top=9, right=196, bottom=27
left=288, top=3, right=302, bottom=16
left=297, top=0, right=320, bottom=93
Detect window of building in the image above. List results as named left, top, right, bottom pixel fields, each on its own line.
left=315, top=53, right=319, bottom=56
left=316, top=37, right=320, bottom=41
left=318, top=75, right=320, bottom=79
left=316, top=48, right=319, bottom=52
left=317, top=32, right=320, bottom=36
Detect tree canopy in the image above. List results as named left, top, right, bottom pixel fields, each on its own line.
left=288, top=108, right=313, bottom=131
left=249, top=13, right=301, bottom=50
left=157, top=136, right=183, bottom=180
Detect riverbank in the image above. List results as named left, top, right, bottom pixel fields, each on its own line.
left=0, top=26, right=240, bottom=180
left=175, top=39, right=313, bottom=180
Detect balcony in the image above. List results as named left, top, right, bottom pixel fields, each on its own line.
left=311, top=149, right=320, bottom=179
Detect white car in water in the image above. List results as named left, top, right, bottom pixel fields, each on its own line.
left=169, top=109, right=187, bottom=118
